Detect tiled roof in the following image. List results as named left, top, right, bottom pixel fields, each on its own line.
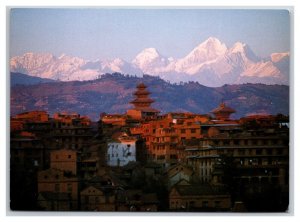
left=39, top=191, right=71, bottom=201
left=174, top=184, right=229, bottom=196
left=211, top=103, right=236, bottom=114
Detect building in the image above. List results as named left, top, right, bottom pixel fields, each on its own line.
left=211, top=102, right=236, bottom=121
left=50, top=149, right=78, bottom=175
left=127, top=83, right=159, bottom=120
left=169, top=184, right=231, bottom=211
left=80, top=185, right=116, bottom=211
left=116, top=189, right=159, bottom=211
left=185, top=118, right=289, bottom=186
left=14, top=110, right=50, bottom=122
left=165, top=163, right=194, bottom=188
left=130, top=112, right=210, bottom=167
left=183, top=114, right=289, bottom=210
left=37, top=168, right=79, bottom=210
left=107, top=133, right=137, bottom=167
left=101, top=114, right=127, bottom=126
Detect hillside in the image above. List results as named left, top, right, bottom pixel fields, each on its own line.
left=11, top=72, right=57, bottom=86
left=10, top=73, right=289, bottom=121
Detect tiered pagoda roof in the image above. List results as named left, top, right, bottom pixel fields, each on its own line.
left=211, top=102, right=236, bottom=120
left=130, top=83, right=159, bottom=113
left=211, top=102, right=236, bottom=114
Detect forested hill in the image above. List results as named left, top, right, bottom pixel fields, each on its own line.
left=11, top=73, right=289, bottom=121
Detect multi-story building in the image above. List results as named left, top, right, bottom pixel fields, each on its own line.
left=169, top=184, right=231, bottom=211
left=50, top=149, right=78, bottom=175
left=184, top=117, right=289, bottom=186
left=37, top=168, right=79, bottom=210
left=107, top=133, right=137, bottom=167
left=80, top=185, right=116, bottom=211
left=130, top=112, right=211, bottom=167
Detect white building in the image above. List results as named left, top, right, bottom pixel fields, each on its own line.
left=107, top=134, right=136, bottom=167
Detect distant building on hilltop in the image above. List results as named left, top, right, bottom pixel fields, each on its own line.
left=211, top=102, right=236, bottom=121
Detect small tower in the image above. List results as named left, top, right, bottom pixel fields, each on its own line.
left=211, top=102, right=236, bottom=121
left=127, top=83, right=159, bottom=120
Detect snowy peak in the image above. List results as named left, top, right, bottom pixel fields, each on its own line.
left=174, top=37, right=227, bottom=73
left=197, top=37, right=227, bottom=54
left=230, top=42, right=247, bottom=54
left=10, top=37, right=289, bottom=86
left=187, top=37, right=227, bottom=61
left=137, top=47, right=161, bottom=58
left=228, top=42, right=259, bottom=62
left=132, top=47, right=168, bottom=72
left=271, top=52, right=289, bottom=63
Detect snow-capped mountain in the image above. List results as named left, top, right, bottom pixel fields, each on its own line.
left=10, top=37, right=289, bottom=86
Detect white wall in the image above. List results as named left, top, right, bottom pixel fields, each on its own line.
left=107, top=141, right=136, bottom=166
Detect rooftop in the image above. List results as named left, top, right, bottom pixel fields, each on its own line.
left=211, top=102, right=236, bottom=114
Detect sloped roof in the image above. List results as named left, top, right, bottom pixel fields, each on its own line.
left=134, top=89, right=150, bottom=96
left=141, top=193, right=159, bottom=203
left=136, top=83, right=147, bottom=89
left=174, top=184, right=229, bottom=196
left=38, top=191, right=71, bottom=201
left=130, top=98, right=155, bottom=103
left=131, top=107, right=160, bottom=113
left=211, top=103, right=236, bottom=114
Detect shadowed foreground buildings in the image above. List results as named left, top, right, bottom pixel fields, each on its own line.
left=10, top=83, right=289, bottom=212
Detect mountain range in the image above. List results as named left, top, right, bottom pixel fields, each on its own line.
left=11, top=73, right=289, bottom=121
left=10, top=37, right=289, bottom=87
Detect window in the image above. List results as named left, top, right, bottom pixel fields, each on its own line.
left=67, top=183, right=72, bottom=193
left=224, top=140, right=230, bottom=146
left=202, top=201, right=209, bottom=208
left=189, top=201, right=195, bottom=207
left=170, top=155, right=177, bottom=160
left=181, top=129, right=186, bottom=134
left=191, top=129, right=196, bottom=133
left=267, top=149, right=273, bottom=155
left=54, top=183, right=60, bottom=192
left=238, top=149, right=245, bottom=155
left=68, top=155, right=72, bottom=159
left=215, top=201, right=221, bottom=208
left=256, top=149, right=262, bottom=155
left=277, top=149, right=283, bottom=155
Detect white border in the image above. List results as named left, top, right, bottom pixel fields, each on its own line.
left=1, top=0, right=298, bottom=222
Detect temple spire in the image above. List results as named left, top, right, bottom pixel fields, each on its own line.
left=127, top=83, right=159, bottom=120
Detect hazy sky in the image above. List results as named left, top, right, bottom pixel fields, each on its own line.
left=10, top=8, right=290, bottom=61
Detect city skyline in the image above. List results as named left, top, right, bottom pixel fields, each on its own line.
left=10, top=9, right=290, bottom=61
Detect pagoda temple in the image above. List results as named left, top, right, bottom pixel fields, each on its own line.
left=127, top=83, right=159, bottom=120
left=211, top=102, right=236, bottom=121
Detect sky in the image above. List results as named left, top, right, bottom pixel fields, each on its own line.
left=10, top=8, right=290, bottom=61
